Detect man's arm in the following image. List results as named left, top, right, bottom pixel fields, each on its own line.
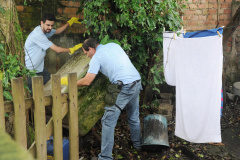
left=55, top=23, right=69, bottom=34
left=77, top=73, right=96, bottom=87
left=50, top=44, right=70, bottom=53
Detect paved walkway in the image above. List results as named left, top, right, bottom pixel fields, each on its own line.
left=207, top=124, right=240, bottom=159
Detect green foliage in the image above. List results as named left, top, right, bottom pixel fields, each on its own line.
left=4, top=113, right=9, bottom=118
left=115, top=154, right=123, bottom=159
left=0, top=43, right=36, bottom=101
left=0, top=5, right=5, bottom=14
left=78, top=0, right=183, bottom=97
left=151, top=98, right=160, bottom=108
left=28, top=126, right=35, bottom=144
left=198, top=153, right=204, bottom=158
left=24, top=0, right=44, bottom=5
left=141, top=104, right=150, bottom=109
left=175, top=154, right=180, bottom=158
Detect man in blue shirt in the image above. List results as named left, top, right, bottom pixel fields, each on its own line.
left=77, top=38, right=141, bottom=160
left=25, top=12, right=82, bottom=93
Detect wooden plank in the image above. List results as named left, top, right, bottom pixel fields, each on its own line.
left=223, top=6, right=240, bottom=46
left=28, top=102, right=69, bottom=157
left=32, top=76, right=47, bottom=160
left=0, top=80, right=5, bottom=130
left=11, top=77, right=27, bottom=148
left=68, top=73, right=79, bottom=160
left=51, top=74, right=63, bottom=160
left=4, top=94, right=68, bottom=113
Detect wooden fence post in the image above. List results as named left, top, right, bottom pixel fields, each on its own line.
left=11, top=77, right=27, bottom=148
left=51, top=74, right=63, bottom=160
left=68, top=73, right=79, bottom=160
left=0, top=80, right=5, bottom=130
left=32, top=76, right=47, bottom=159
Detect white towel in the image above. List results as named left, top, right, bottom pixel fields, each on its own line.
left=173, top=35, right=222, bottom=143
left=163, top=32, right=183, bottom=86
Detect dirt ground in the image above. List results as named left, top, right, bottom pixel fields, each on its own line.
left=77, top=97, right=240, bottom=160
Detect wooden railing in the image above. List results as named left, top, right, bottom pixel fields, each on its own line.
left=0, top=73, right=79, bottom=160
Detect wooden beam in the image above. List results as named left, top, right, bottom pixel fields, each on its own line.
left=0, top=80, right=5, bottom=130
left=51, top=74, right=63, bottom=160
left=28, top=102, right=69, bottom=157
left=68, top=73, right=79, bottom=160
left=32, top=76, right=47, bottom=160
left=223, top=6, right=240, bottom=46
left=4, top=94, right=68, bottom=112
left=11, top=78, right=27, bottom=148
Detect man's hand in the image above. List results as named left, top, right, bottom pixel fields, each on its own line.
left=69, top=43, right=83, bottom=55
left=77, top=73, right=96, bottom=87
left=67, top=17, right=81, bottom=27
left=61, top=77, right=68, bottom=86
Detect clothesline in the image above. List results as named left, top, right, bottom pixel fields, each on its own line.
left=163, top=25, right=240, bottom=34
left=163, top=27, right=224, bottom=39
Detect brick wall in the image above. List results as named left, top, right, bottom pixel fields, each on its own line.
left=182, top=0, right=237, bottom=31
left=15, top=0, right=85, bottom=34
left=16, top=0, right=238, bottom=34
left=56, top=1, right=86, bottom=34
left=181, top=0, right=238, bottom=51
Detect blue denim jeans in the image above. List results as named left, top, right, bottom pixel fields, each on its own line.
left=98, top=81, right=142, bottom=160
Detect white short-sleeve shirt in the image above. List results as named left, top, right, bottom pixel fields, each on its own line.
left=24, top=26, right=56, bottom=73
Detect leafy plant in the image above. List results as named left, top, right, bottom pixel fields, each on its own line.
left=0, top=5, right=5, bottom=14
left=151, top=99, right=160, bottom=108
left=0, top=43, right=36, bottom=101
left=78, top=0, right=183, bottom=103
left=141, top=104, right=150, bottom=109
left=198, top=153, right=204, bottom=158
left=23, top=0, right=44, bottom=5
left=28, top=125, right=35, bottom=145
left=175, top=154, right=181, bottom=158
left=115, top=154, right=123, bottom=159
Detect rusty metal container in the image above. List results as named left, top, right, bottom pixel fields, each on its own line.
left=142, top=114, right=169, bottom=150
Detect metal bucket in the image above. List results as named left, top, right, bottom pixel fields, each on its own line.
left=142, top=114, right=169, bottom=150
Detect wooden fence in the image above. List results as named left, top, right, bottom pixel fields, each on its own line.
left=0, top=73, right=79, bottom=160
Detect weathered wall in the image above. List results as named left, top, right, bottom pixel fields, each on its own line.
left=181, top=0, right=240, bottom=84
left=182, top=0, right=233, bottom=31
left=15, top=0, right=240, bottom=83
left=15, top=0, right=85, bottom=74
left=224, top=2, right=240, bottom=84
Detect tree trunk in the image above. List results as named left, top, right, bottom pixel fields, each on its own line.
left=222, top=6, right=240, bottom=46
left=44, top=53, right=109, bottom=136
left=0, top=0, right=25, bottom=64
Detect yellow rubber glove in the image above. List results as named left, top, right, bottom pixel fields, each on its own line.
left=61, top=77, right=68, bottom=86
left=73, top=18, right=81, bottom=25
left=67, top=17, right=81, bottom=26
left=69, top=43, right=83, bottom=55
left=67, top=17, right=77, bottom=26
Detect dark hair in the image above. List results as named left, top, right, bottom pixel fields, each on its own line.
left=82, top=38, right=99, bottom=51
left=42, top=13, right=56, bottom=23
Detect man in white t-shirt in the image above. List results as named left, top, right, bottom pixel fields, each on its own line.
left=25, top=12, right=82, bottom=94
